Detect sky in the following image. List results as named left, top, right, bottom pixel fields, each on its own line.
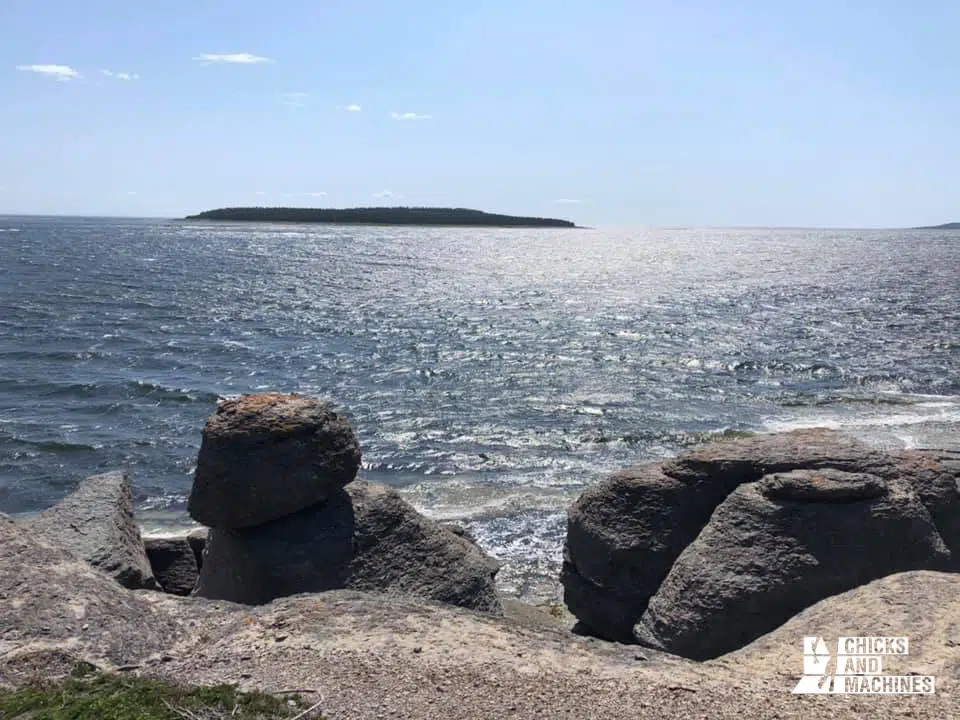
left=1, top=0, right=958, bottom=227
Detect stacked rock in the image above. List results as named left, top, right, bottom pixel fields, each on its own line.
left=190, top=393, right=502, bottom=614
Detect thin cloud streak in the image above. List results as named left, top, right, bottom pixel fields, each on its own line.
left=281, top=92, right=307, bottom=107
left=194, top=53, right=272, bottom=65
left=390, top=111, right=431, bottom=121
left=16, top=64, right=80, bottom=80
left=102, top=69, right=139, bottom=80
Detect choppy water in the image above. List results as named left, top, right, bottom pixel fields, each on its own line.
left=1, top=216, right=958, bottom=601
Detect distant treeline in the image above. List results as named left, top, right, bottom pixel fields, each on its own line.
left=915, top=222, right=960, bottom=230
left=185, top=206, right=577, bottom=228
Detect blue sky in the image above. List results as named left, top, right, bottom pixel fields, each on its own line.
left=1, top=0, right=958, bottom=226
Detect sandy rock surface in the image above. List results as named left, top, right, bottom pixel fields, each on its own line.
left=3, top=509, right=957, bottom=719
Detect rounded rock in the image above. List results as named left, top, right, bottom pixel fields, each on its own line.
left=760, top=468, right=888, bottom=502
left=188, top=393, right=361, bottom=529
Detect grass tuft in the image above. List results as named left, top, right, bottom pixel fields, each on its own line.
left=0, top=669, right=322, bottom=720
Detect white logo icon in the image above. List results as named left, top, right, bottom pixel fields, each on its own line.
left=793, top=636, right=935, bottom=695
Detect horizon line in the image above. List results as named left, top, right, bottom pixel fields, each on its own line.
left=0, top=211, right=955, bottom=232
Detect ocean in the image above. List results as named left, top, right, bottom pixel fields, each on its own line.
left=1, top=216, right=957, bottom=601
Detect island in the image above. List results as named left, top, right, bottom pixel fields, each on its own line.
left=914, top=222, right=960, bottom=230
left=185, top=206, right=577, bottom=228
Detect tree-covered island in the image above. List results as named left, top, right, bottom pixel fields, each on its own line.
left=185, top=206, right=578, bottom=228
left=914, top=222, right=960, bottom=229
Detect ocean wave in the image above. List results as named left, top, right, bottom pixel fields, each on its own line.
left=0, top=435, right=99, bottom=453
left=398, top=478, right=575, bottom=523
left=721, top=359, right=844, bottom=377
left=0, top=349, right=112, bottom=362
left=0, top=378, right=221, bottom=404
left=764, top=407, right=960, bottom=433
left=778, top=393, right=919, bottom=408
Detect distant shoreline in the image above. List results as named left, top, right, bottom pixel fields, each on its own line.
left=913, top=222, right=960, bottom=230
left=184, top=206, right=578, bottom=228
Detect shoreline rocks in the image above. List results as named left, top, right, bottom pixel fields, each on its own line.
left=27, top=470, right=157, bottom=591
left=190, top=393, right=503, bottom=614
left=561, top=464, right=708, bottom=640
left=2, top=405, right=959, bottom=716
left=6, top=396, right=958, bottom=707
left=196, top=480, right=503, bottom=613
left=562, top=428, right=960, bottom=653
left=3, top=500, right=958, bottom=719
left=634, top=468, right=950, bottom=659
left=144, top=537, right=199, bottom=596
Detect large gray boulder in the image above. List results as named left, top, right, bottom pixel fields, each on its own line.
left=28, top=470, right=157, bottom=590
left=561, top=464, right=713, bottom=641
left=144, top=536, right=199, bottom=596
left=634, top=469, right=951, bottom=660
left=562, top=429, right=960, bottom=641
left=195, top=480, right=503, bottom=614
left=188, top=393, right=362, bottom=529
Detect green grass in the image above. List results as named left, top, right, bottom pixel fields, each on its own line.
left=0, top=667, right=322, bottom=720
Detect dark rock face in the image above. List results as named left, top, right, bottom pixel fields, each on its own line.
left=188, top=394, right=362, bottom=529
left=186, top=527, right=209, bottom=571
left=633, top=469, right=951, bottom=660
left=145, top=537, right=199, bottom=596
left=28, top=471, right=157, bottom=590
left=561, top=464, right=713, bottom=641
left=562, top=429, right=960, bottom=645
left=195, top=480, right=503, bottom=614
left=880, top=450, right=960, bottom=559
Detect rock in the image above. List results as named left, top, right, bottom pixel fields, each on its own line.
left=144, top=537, right=199, bottom=596
left=562, top=464, right=712, bottom=640
left=634, top=469, right=951, bottom=660
left=882, top=450, right=960, bottom=559
left=727, top=570, right=960, bottom=683
left=0, top=513, right=178, bottom=670
left=186, top=527, right=209, bottom=570
left=563, top=429, right=960, bottom=641
left=188, top=393, right=362, bottom=529
left=28, top=470, right=157, bottom=590
left=660, top=427, right=890, bottom=485
left=195, top=480, right=503, bottom=614
left=440, top=522, right=478, bottom=545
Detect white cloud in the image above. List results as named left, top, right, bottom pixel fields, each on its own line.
left=390, top=111, right=431, bottom=121
left=102, top=69, right=139, bottom=81
left=554, top=198, right=582, bottom=204
left=373, top=190, right=401, bottom=199
left=305, top=192, right=328, bottom=197
left=281, top=92, right=307, bottom=107
left=126, top=191, right=138, bottom=196
left=345, top=104, right=362, bottom=112
left=16, top=64, right=80, bottom=81
left=194, top=53, right=271, bottom=65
